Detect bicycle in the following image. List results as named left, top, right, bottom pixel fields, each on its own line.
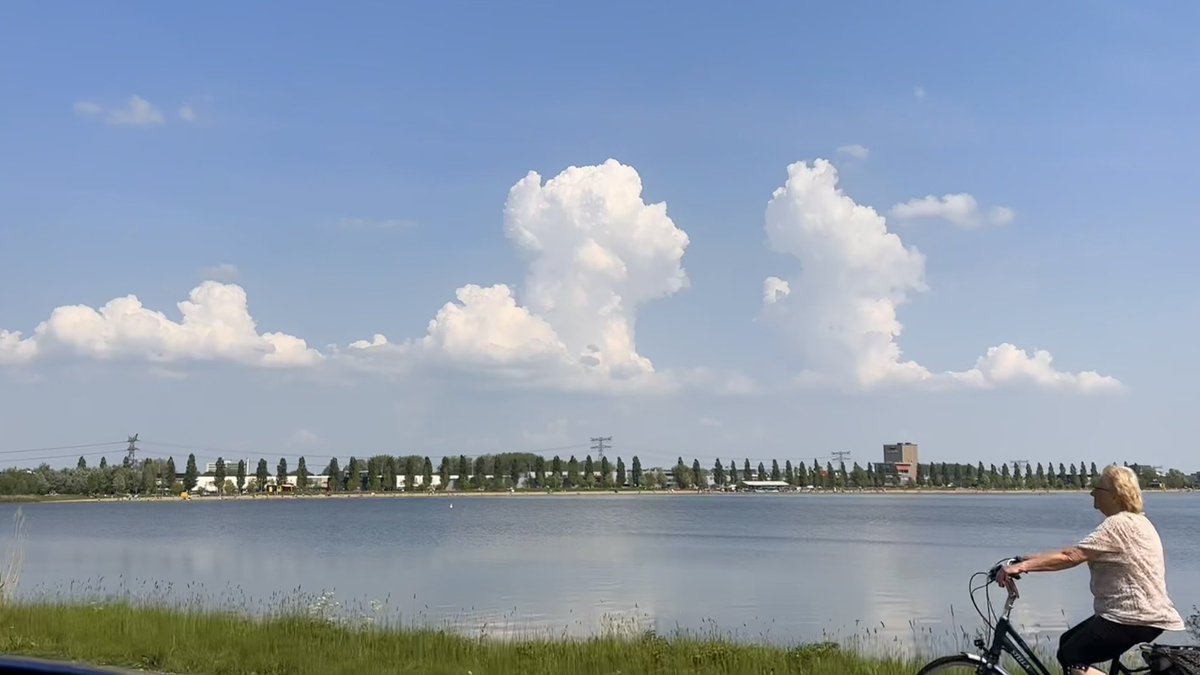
left=915, top=557, right=1198, bottom=675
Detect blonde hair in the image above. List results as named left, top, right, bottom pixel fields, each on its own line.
left=1103, top=465, right=1144, bottom=514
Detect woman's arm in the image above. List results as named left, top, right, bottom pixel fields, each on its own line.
left=1016, top=547, right=1090, bottom=572
left=1000, top=547, right=1090, bottom=585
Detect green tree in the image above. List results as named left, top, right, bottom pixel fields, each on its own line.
left=566, top=456, right=580, bottom=488
left=165, top=457, right=176, bottom=489
left=345, top=457, right=360, bottom=491
left=796, top=461, right=808, bottom=487
left=1035, top=462, right=1046, bottom=489
left=383, top=457, right=397, bottom=492
left=729, top=460, right=739, bottom=485
left=214, top=457, right=227, bottom=495
left=631, top=456, right=642, bottom=487
left=616, top=457, right=626, bottom=488
left=584, top=455, right=595, bottom=487
left=1089, top=462, right=1099, bottom=485
left=600, top=456, right=612, bottom=487
left=324, top=458, right=340, bottom=492
left=744, top=459, right=752, bottom=480
left=277, top=458, right=289, bottom=489
left=423, top=456, right=433, bottom=489
left=256, top=459, right=269, bottom=492
left=457, top=454, right=470, bottom=489
left=404, top=457, right=416, bottom=491
left=77, top=456, right=87, bottom=470
left=692, top=459, right=705, bottom=489
left=438, top=456, right=450, bottom=490
left=297, top=456, right=310, bottom=491
left=865, top=463, right=875, bottom=488
left=99, top=456, right=108, bottom=470
left=111, top=471, right=127, bottom=494
left=141, top=458, right=157, bottom=494
left=851, top=462, right=867, bottom=488
left=532, top=455, right=546, bottom=488
left=675, top=457, right=690, bottom=489
left=472, top=456, right=485, bottom=489
left=1001, top=462, right=1011, bottom=489
left=236, top=459, right=247, bottom=493
left=713, top=459, right=725, bottom=487
left=784, top=460, right=794, bottom=486
left=770, top=460, right=781, bottom=481
left=184, top=454, right=199, bottom=491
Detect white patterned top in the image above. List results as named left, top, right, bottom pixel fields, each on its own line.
left=1077, top=511, right=1185, bottom=630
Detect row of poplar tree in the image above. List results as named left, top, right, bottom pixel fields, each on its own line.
left=0, top=452, right=1192, bottom=496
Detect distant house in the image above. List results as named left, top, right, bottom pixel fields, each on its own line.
left=739, top=480, right=792, bottom=493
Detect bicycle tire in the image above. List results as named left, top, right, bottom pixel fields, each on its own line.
left=917, top=654, right=1004, bottom=675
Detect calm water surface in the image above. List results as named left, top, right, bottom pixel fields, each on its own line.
left=1, top=493, right=1196, bottom=651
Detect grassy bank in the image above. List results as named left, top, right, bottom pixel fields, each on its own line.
left=0, top=602, right=920, bottom=675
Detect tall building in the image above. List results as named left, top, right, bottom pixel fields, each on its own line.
left=883, top=442, right=919, bottom=484
left=883, top=442, right=918, bottom=465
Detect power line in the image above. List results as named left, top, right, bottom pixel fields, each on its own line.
left=0, top=441, right=126, bottom=456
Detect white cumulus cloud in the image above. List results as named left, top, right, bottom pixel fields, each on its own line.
left=0, top=330, right=38, bottom=365
left=761, top=159, right=1119, bottom=393
left=890, top=193, right=1014, bottom=228
left=0, top=282, right=319, bottom=369
left=344, top=159, right=691, bottom=392
left=763, top=277, right=790, bottom=305
left=836, top=144, right=870, bottom=160
left=75, top=96, right=165, bottom=127
left=179, top=105, right=196, bottom=122
left=200, top=263, right=240, bottom=281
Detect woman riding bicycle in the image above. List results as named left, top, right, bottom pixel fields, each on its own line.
left=997, top=464, right=1184, bottom=675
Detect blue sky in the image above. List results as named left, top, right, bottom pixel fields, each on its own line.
left=1, top=2, right=1197, bottom=471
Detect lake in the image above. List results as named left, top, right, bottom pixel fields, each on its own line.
left=1, top=493, right=1196, bottom=653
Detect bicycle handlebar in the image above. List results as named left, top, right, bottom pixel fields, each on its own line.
left=987, top=556, right=1024, bottom=583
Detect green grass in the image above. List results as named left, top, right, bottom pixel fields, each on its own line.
left=0, top=602, right=923, bottom=674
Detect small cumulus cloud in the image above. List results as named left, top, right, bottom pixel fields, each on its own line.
left=913, top=86, right=927, bottom=100
left=75, top=95, right=165, bottom=127
left=760, top=159, right=1117, bottom=394
left=890, top=193, right=1015, bottom=229
left=836, top=144, right=869, bottom=160
left=200, top=263, right=240, bottom=282
left=178, top=105, right=197, bottom=122
left=292, top=429, right=320, bottom=446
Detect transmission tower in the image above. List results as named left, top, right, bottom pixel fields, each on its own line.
left=124, top=434, right=140, bottom=467
left=590, top=436, right=612, bottom=459
left=831, top=451, right=852, bottom=465
left=1010, top=459, right=1030, bottom=471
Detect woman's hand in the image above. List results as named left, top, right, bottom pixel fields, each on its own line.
left=997, top=560, right=1024, bottom=593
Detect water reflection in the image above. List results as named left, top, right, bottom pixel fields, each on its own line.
left=1, top=492, right=1195, bottom=653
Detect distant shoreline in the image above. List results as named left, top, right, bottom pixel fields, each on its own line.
left=4, top=486, right=1195, bottom=505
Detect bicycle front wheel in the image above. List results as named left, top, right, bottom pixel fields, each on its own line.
left=916, top=655, right=1002, bottom=675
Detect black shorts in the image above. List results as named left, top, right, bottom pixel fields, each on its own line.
left=1058, top=615, right=1163, bottom=670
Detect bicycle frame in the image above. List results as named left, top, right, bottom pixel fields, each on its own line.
left=963, top=587, right=1055, bottom=675
left=966, top=583, right=1149, bottom=675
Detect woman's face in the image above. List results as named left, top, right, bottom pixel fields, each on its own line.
left=1090, top=475, right=1119, bottom=515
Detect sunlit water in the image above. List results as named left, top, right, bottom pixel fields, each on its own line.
left=1, top=493, right=1196, bottom=653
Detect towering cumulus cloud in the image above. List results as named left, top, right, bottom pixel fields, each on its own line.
left=762, top=160, right=1120, bottom=393
left=348, top=159, right=690, bottom=390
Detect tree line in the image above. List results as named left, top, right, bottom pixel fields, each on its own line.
left=0, top=451, right=1193, bottom=497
